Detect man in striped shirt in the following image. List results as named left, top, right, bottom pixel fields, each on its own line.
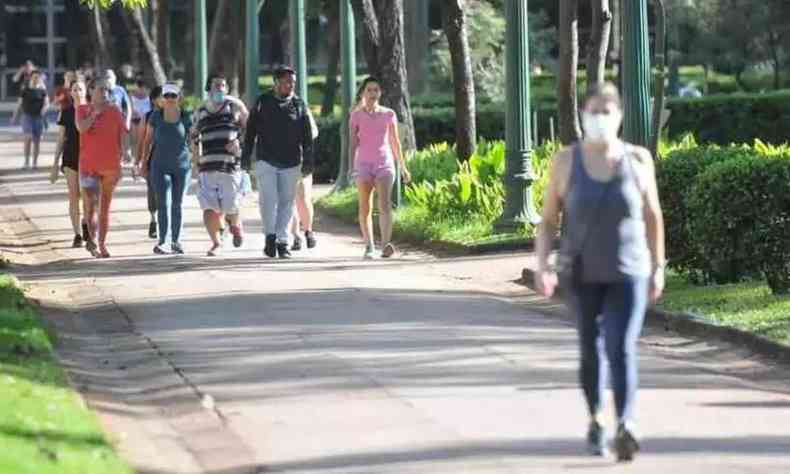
left=191, top=73, right=249, bottom=256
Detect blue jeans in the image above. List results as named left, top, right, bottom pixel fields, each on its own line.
left=255, top=160, right=300, bottom=243
left=569, top=277, right=648, bottom=425
left=150, top=159, right=191, bottom=246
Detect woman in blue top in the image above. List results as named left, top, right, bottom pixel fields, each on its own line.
left=137, top=83, right=192, bottom=255
left=535, top=83, right=666, bottom=462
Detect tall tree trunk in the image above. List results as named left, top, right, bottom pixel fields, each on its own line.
left=63, top=0, right=82, bottom=69
left=558, top=0, right=581, bottom=144
left=373, top=0, right=416, bottom=151
left=118, top=7, right=143, bottom=74
left=156, top=0, right=172, bottom=76
left=321, top=5, right=341, bottom=117
left=208, top=0, right=230, bottom=73
left=92, top=3, right=111, bottom=70
left=586, top=0, right=612, bottom=92
left=350, top=0, right=382, bottom=78
left=280, top=17, right=293, bottom=66
left=610, top=0, right=622, bottom=89
left=130, top=8, right=167, bottom=85
left=183, top=5, right=195, bottom=93
left=442, top=0, right=476, bottom=160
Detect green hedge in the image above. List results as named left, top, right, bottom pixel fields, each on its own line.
left=665, top=92, right=790, bottom=145
left=658, top=142, right=790, bottom=294
left=656, top=144, right=756, bottom=283
left=688, top=150, right=790, bottom=294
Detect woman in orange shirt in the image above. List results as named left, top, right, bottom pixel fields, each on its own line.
left=75, top=78, right=127, bottom=258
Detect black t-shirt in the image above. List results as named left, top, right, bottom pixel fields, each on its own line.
left=22, top=88, right=47, bottom=116
left=58, top=106, right=80, bottom=170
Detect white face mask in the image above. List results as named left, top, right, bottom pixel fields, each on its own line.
left=581, top=111, right=621, bottom=143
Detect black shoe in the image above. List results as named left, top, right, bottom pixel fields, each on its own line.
left=72, top=234, right=83, bottom=248
left=230, top=225, right=243, bottom=248
left=81, top=222, right=91, bottom=242
left=148, top=221, right=157, bottom=239
left=263, top=234, right=277, bottom=258
left=614, top=424, right=640, bottom=462
left=305, top=231, right=316, bottom=249
left=277, top=242, right=292, bottom=259
left=586, top=421, right=608, bottom=457
left=171, top=242, right=184, bottom=254
left=291, top=236, right=302, bottom=251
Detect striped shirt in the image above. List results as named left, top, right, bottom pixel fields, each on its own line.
left=193, top=100, right=243, bottom=173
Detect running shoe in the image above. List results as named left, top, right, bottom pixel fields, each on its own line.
left=72, top=234, right=83, bottom=248
left=153, top=244, right=167, bottom=255
left=230, top=224, right=244, bottom=248
left=263, top=234, right=277, bottom=258
left=276, top=242, right=292, bottom=259
left=363, top=244, right=375, bottom=260
left=614, top=423, right=640, bottom=462
left=305, top=230, right=317, bottom=249
left=148, top=221, right=157, bottom=239
left=291, top=236, right=302, bottom=251
left=171, top=242, right=184, bottom=255
left=381, top=243, right=396, bottom=258
left=206, top=242, right=222, bottom=257
left=586, top=420, right=608, bottom=457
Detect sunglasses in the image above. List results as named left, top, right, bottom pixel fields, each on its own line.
left=163, top=93, right=178, bottom=99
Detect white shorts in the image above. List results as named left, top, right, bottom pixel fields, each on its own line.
left=197, top=171, right=242, bottom=214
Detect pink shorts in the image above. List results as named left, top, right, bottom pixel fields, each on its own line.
left=354, top=160, right=395, bottom=183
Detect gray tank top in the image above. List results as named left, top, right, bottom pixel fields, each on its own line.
left=560, top=144, right=651, bottom=282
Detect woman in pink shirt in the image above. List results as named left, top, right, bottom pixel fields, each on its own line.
left=349, top=77, right=411, bottom=259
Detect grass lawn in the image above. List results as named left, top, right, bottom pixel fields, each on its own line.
left=658, top=273, right=790, bottom=347
left=0, top=275, right=133, bottom=474
left=316, top=187, right=533, bottom=251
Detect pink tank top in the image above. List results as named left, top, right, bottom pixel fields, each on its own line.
left=350, top=108, right=397, bottom=165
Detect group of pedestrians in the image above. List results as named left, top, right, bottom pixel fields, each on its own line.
left=16, top=60, right=666, bottom=463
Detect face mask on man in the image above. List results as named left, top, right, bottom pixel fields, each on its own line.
left=581, top=111, right=621, bottom=143
left=211, top=91, right=226, bottom=103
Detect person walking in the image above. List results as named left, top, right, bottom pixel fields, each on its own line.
left=349, top=76, right=410, bottom=259
left=102, top=69, right=133, bottom=163
left=242, top=66, right=315, bottom=259
left=51, top=79, right=87, bottom=248
left=289, top=108, right=319, bottom=252
left=75, top=78, right=127, bottom=258
left=137, top=83, right=192, bottom=255
left=135, top=85, right=163, bottom=239
left=54, top=71, right=77, bottom=111
left=11, top=69, right=49, bottom=170
left=192, top=73, right=249, bottom=257
left=535, top=83, right=666, bottom=462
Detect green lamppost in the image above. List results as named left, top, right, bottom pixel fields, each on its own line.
left=496, top=0, right=540, bottom=230
left=245, top=0, right=260, bottom=105
left=621, top=0, right=652, bottom=146
left=194, top=0, right=207, bottom=100
left=335, top=0, right=356, bottom=189
left=290, top=0, right=308, bottom=102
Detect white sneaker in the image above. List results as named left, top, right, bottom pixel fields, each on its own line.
left=363, top=244, right=375, bottom=260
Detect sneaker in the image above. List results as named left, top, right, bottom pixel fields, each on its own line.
left=72, top=234, right=83, bottom=248
left=148, top=221, right=157, bottom=239
left=291, top=236, right=302, bottom=251
left=230, top=224, right=244, bottom=248
left=276, top=242, right=292, bottom=259
left=381, top=243, right=396, bottom=258
left=263, top=234, right=277, bottom=258
left=153, top=244, right=168, bottom=255
left=171, top=242, right=184, bottom=254
left=363, top=244, right=375, bottom=260
left=206, top=242, right=222, bottom=257
left=305, top=231, right=316, bottom=249
left=614, top=423, right=640, bottom=462
left=586, top=420, right=608, bottom=457
left=85, top=239, right=98, bottom=257
left=219, top=227, right=226, bottom=242
left=81, top=222, right=91, bottom=242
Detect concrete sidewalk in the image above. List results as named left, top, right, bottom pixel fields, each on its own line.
left=2, top=134, right=790, bottom=474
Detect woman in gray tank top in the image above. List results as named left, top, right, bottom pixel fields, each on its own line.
left=535, top=83, right=666, bottom=462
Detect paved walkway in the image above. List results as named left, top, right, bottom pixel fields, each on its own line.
left=1, top=131, right=790, bottom=474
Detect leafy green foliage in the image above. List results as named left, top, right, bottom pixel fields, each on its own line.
left=666, top=92, right=790, bottom=145
left=688, top=147, right=790, bottom=294
left=80, top=0, right=148, bottom=8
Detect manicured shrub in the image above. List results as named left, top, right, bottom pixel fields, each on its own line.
left=656, top=143, right=755, bottom=282
left=687, top=146, right=790, bottom=294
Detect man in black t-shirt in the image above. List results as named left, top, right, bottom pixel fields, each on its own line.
left=11, top=70, right=49, bottom=169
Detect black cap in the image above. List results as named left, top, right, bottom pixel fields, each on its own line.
left=274, top=66, right=297, bottom=79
